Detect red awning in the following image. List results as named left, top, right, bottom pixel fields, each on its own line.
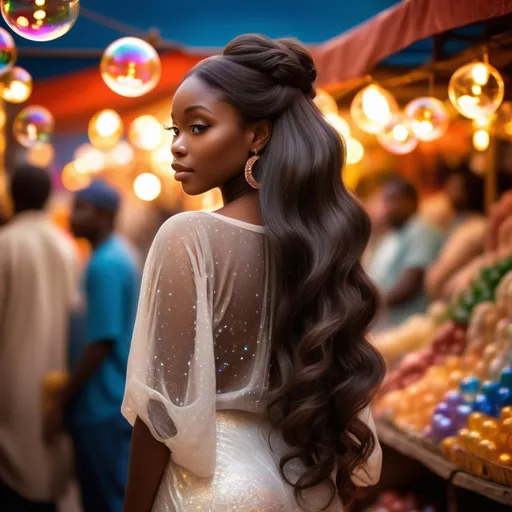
left=313, top=0, right=512, bottom=88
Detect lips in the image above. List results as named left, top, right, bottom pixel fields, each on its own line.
left=171, top=163, right=193, bottom=174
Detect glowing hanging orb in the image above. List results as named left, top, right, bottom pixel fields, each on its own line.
left=151, top=145, right=173, bottom=173
left=377, top=115, right=419, bottom=155
left=0, top=27, right=16, bottom=77
left=101, top=37, right=161, bottom=98
left=350, top=84, right=398, bottom=134
left=473, top=129, right=490, bottom=152
left=88, top=109, right=123, bottom=150
left=314, top=88, right=338, bottom=116
left=2, top=66, right=32, bottom=103
left=448, top=61, right=504, bottom=119
left=61, top=161, right=91, bottom=191
left=27, top=142, right=54, bottom=167
left=404, top=97, right=449, bottom=141
left=1, top=0, right=79, bottom=42
left=73, top=143, right=105, bottom=173
left=325, top=112, right=350, bottom=140
left=345, top=137, right=364, bottom=165
left=134, top=172, right=161, bottom=201
left=129, top=115, right=162, bottom=151
left=13, top=105, right=54, bottom=148
left=106, top=141, right=134, bottom=167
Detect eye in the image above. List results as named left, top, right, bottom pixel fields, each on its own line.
left=191, top=124, right=208, bottom=134
left=164, top=125, right=179, bottom=137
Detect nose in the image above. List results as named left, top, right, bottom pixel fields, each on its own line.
left=171, top=135, right=188, bottom=159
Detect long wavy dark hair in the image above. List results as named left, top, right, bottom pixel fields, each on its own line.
left=187, top=34, right=385, bottom=509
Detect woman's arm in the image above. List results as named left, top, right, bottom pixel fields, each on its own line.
left=123, top=417, right=170, bottom=512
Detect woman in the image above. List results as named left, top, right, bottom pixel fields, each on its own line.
left=122, top=34, right=385, bottom=512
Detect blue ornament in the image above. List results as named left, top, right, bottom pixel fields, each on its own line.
left=500, top=367, right=512, bottom=389
left=460, top=376, right=481, bottom=403
left=497, top=387, right=512, bottom=407
left=481, top=380, right=500, bottom=399
left=473, top=394, right=494, bottom=416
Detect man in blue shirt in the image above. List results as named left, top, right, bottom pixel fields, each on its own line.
left=368, top=177, right=445, bottom=331
left=46, top=180, right=141, bottom=512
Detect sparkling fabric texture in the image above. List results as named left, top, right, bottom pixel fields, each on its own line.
left=122, top=211, right=382, bottom=511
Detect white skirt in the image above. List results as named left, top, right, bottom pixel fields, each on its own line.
left=153, top=410, right=343, bottom=512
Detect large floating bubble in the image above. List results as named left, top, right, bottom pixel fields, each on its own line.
left=1, top=0, right=80, bottom=42
left=101, top=37, right=161, bottom=98
left=13, top=105, right=54, bottom=147
left=0, top=27, right=16, bottom=77
left=2, top=66, right=32, bottom=103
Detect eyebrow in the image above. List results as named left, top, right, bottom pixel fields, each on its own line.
left=171, top=105, right=214, bottom=118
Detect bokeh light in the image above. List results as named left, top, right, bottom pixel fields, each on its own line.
left=350, top=84, right=399, bottom=134
left=1, top=0, right=80, bottom=42
left=345, top=137, right=364, bottom=165
left=405, top=97, right=449, bottom=141
left=151, top=145, right=173, bottom=173
left=101, top=37, right=161, bottom=98
left=74, top=143, right=105, bottom=173
left=88, top=109, right=123, bottom=150
left=325, top=112, right=350, bottom=140
left=129, top=115, right=162, bottom=151
left=27, top=142, right=54, bottom=167
left=473, top=129, right=490, bottom=152
left=2, top=66, right=32, bottom=103
left=448, top=61, right=504, bottom=119
left=13, top=105, right=54, bottom=147
left=134, top=172, right=161, bottom=201
left=61, top=161, right=91, bottom=191
left=377, top=115, right=419, bottom=155
left=106, top=141, right=134, bottom=167
left=0, top=27, right=16, bottom=77
left=314, top=89, right=338, bottom=116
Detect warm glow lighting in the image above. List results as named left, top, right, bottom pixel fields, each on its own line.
left=108, top=141, right=134, bottom=166
left=74, top=144, right=106, bottom=173
left=362, top=85, right=390, bottom=122
left=96, top=110, right=122, bottom=138
left=325, top=113, right=350, bottom=139
left=129, top=115, right=162, bottom=151
left=472, top=84, right=482, bottom=95
left=151, top=146, right=173, bottom=173
left=392, top=124, right=409, bottom=142
left=345, top=138, right=364, bottom=165
left=314, top=89, right=338, bottom=116
left=33, top=9, right=46, bottom=20
left=27, top=142, right=54, bottom=167
left=134, top=173, right=161, bottom=201
left=473, top=129, right=490, bottom=151
left=62, top=162, right=91, bottom=191
left=35, top=0, right=46, bottom=6
left=471, top=63, right=489, bottom=86
left=16, top=16, right=29, bottom=27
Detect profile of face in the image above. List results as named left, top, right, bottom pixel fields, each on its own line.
left=170, top=74, right=269, bottom=196
left=70, top=198, right=103, bottom=240
left=381, top=185, right=417, bottom=229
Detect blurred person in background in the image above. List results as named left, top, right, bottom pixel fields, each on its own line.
left=0, top=165, right=79, bottom=511
left=368, top=176, right=444, bottom=331
left=45, top=180, right=141, bottom=512
left=426, top=167, right=486, bottom=300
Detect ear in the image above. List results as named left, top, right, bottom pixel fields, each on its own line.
left=247, top=119, right=272, bottom=153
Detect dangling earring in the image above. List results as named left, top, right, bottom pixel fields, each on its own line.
left=244, top=150, right=261, bottom=190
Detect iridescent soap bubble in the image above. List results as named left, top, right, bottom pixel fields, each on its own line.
left=405, top=97, right=449, bottom=141
left=2, top=66, right=32, bottom=103
left=1, top=0, right=80, bottom=42
left=0, top=27, right=16, bottom=77
left=377, top=115, right=419, bottom=155
left=101, top=37, right=161, bottom=98
left=13, top=105, right=54, bottom=147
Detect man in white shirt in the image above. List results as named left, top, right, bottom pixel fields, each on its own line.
left=0, top=165, right=79, bottom=511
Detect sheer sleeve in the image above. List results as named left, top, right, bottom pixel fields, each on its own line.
left=122, top=213, right=216, bottom=477
left=350, top=407, right=382, bottom=487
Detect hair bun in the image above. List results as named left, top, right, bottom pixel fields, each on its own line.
left=223, top=34, right=316, bottom=98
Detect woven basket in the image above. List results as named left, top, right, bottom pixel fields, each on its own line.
left=452, top=446, right=512, bottom=485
